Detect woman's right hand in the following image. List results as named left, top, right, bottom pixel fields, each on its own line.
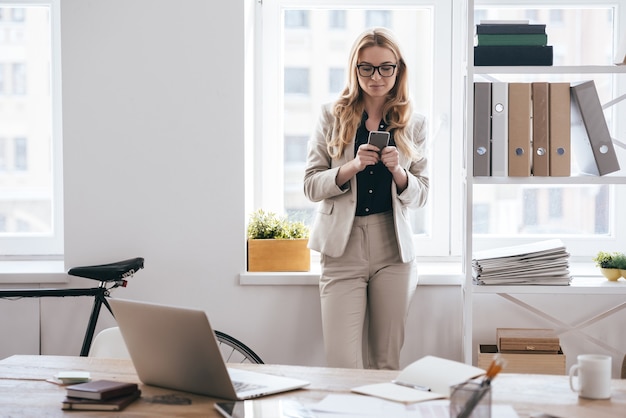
left=335, top=144, right=381, bottom=187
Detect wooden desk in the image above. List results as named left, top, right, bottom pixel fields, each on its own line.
left=1, top=355, right=625, bottom=417
left=0, top=355, right=395, bottom=417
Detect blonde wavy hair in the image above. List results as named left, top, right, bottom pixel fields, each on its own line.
left=329, top=27, right=419, bottom=160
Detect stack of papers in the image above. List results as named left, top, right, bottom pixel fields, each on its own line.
left=472, top=239, right=571, bottom=285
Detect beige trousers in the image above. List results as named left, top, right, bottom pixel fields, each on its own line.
left=319, top=211, right=418, bottom=370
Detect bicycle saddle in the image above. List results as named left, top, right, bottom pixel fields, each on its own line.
left=68, top=257, right=144, bottom=281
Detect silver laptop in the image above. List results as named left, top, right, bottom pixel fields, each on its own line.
left=109, top=298, right=309, bottom=400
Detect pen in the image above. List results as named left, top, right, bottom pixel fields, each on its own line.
left=391, top=380, right=431, bottom=392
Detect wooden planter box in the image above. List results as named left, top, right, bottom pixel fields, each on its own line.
left=247, top=238, right=310, bottom=272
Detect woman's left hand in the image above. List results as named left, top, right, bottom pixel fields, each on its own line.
left=380, top=146, right=401, bottom=173
left=381, top=146, right=408, bottom=191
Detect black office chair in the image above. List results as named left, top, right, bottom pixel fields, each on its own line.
left=621, top=353, right=626, bottom=379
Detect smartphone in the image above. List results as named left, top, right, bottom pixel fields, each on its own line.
left=215, top=400, right=315, bottom=418
left=214, top=401, right=243, bottom=418
left=367, top=130, right=390, bottom=150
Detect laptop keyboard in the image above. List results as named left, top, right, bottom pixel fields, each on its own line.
left=233, top=380, right=266, bottom=393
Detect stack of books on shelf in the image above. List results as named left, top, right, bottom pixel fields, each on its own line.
left=472, top=239, right=571, bottom=285
left=478, top=328, right=566, bottom=375
left=61, top=379, right=141, bottom=411
left=474, top=20, right=553, bottom=66
left=473, top=79, right=620, bottom=177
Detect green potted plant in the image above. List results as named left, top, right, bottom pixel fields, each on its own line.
left=592, top=251, right=624, bottom=281
left=612, top=252, right=626, bottom=280
left=246, top=209, right=310, bottom=272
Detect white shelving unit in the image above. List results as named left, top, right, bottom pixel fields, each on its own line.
left=462, top=0, right=626, bottom=365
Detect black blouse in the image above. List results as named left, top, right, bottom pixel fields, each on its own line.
left=354, top=113, right=394, bottom=216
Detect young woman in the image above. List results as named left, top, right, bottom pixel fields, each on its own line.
left=304, top=27, right=429, bottom=370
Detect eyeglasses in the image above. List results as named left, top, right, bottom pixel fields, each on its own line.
left=356, top=64, right=397, bottom=78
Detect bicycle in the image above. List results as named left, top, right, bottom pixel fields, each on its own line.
left=214, top=330, right=264, bottom=364
left=0, top=257, right=264, bottom=364
left=0, top=257, right=145, bottom=357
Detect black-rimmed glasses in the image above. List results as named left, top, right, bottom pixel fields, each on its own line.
left=356, top=64, right=397, bottom=78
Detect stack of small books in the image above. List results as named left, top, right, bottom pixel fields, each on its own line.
left=474, top=20, right=553, bottom=66
left=61, top=379, right=141, bottom=411
left=472, top=239, right=571, bottom=285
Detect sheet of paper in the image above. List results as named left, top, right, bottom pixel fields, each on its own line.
left=310, top=393, right=407, bottom=416
left=310, top=395, right=519, bottom=418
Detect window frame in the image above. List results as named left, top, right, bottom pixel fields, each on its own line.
left=0, top=0, right=64, bottom=258
left=252, top=0, right=456, bottom=258
left=250, top=0, right=626, bottom=263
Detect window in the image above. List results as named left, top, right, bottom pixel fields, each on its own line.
left=549, top=9, right=564, bottom=25
left=11, top=7, right=25, bottom=22
left=251, top=1, right=626, bottom=262
left=285, top=10, right=309, bottom=28
left=523, top=189, right=538, bottom=227
left=12, top=63, right=26, bottom=95
left=14, top=137, right=27, bottom=171
left=329, top=10, right=346, bottom=29
left=254, top=1, right=453, bottom=257
left=548, top=188, right=563, bottom=219
left=365, top=10, right=391, bottom=28
left=0, top=0, right=63, bottom=256
left=284, top=67, right=310, bottom=95
left=328, top=67, right=344, bottom=94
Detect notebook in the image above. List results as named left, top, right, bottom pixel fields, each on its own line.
left=108, top=298, right=309, bottom=400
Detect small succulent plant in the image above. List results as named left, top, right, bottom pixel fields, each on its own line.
left=592, top=251, right=625, bottom=269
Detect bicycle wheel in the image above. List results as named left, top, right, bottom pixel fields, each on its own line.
left=214, top=330, right=264, bottom=364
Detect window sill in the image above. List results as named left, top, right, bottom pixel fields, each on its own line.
left=239, top=261, right=464, bottom=286
left=0, top=260, right=68, bottom=284
left=239, top=261, right=611, bottom=287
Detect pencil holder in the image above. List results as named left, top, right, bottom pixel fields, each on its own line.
left=449, top=380, right=491, bottom=418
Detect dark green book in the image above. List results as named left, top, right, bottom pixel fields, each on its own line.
left=477, top=33, right=547, bottom=46
left=474, top=45, right=553, bottom=66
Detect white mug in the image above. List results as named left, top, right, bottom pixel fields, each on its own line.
left=569, top=354, right=612, bottom=399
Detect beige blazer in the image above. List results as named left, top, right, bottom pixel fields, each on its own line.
left=304, top=103, right=429, bottom=262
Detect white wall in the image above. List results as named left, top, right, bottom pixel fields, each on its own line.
left=0, top=0, right=462, bottom=368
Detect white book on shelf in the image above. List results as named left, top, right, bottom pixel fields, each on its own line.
left=491, top=82, right=508, bottom=177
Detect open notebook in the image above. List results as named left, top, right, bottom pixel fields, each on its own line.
left=352, top=355, right=485, bottom=403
